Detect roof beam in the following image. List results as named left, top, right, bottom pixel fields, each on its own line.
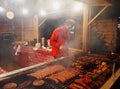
left=90, top=3, right=112, bottom=6
left=88, top=5, right=109, bottom=25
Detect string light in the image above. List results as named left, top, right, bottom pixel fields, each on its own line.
left=73, top=2, right=83, bottom=11
left=0, top=7, right=4, bottom=12
left=22, top=8, right=28, bottom=15
left=39, top=9, right=46, bottom=16
left=0, top=1, right=84, bottom=17
left=6, top=11, right=14, bottom=19
left=52, top=2, right=61, bottom=10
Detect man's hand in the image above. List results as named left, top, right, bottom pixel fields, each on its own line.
left=60, top=45, right=64, bottom=49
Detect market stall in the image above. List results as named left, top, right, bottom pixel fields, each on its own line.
left=0, top=0, right=120, bottom=89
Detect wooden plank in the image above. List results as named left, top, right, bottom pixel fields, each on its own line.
left=82, top=5, right=89, bottom=52
left=90, top=3, right=112, bottom=6
left=21, top=19, right=24, bottom=41
left=34, top=15, right=39, bottom=43
left=100, top=68, right=120, bottom=89
left=69, top=48, right=83, bottom=52
left=79, top=0, right=111, bottom=6
left=88, top=6, right=109, bottom=25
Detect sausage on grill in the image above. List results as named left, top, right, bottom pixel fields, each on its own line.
left=3, top=83, right=17, bottom=89
left=18, top=80, right=32, bottom=88
left=74, top=79, right=91, bottom=89
left=27, top=65, right=65, bottom=79
left=46, top=68, right=79, bottom=83
left=33, top=80, right=45, bottom=86
left=68, top=83, right=84, bottom=89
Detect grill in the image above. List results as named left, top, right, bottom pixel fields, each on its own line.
left=0, top=57, right=74, bottom=89
left=0, top=54, right=114, bottom=89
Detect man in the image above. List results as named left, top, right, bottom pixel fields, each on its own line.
left=50, top=19, right=75, bottom=59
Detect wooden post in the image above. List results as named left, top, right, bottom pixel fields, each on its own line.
left=21, top=19, right=24, bottom=41
left=34, top=15, right=39, bottom=43
left=82, top=5, right=89, bottom=52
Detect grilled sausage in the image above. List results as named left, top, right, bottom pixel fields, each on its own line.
left=68, top=83, right=84, bottom=89
left=3, top=83, right=17, bottom=89
left=18, top=80, right=32, bottom=88
left=74, top=79, right=91, bottom=89
left=27, top=65, right=65, bottom=79
left=33, top=80, right=45, bottom=86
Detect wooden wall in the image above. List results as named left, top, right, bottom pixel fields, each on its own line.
left=74, top=21, right=83, bottom=49
left=89, top=19, right=117, bottom=53
left=0, top=23, right=21, bottom=40
left=22, top=21, right=35, bottom=41
left=0, top=18, right=35, bottom=42
left=74, top=19, right=117, bottom=53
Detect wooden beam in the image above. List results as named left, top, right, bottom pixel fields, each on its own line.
left=38, top=18, right=47, bottom=40
left=38, top=18, right=47, bottom=27
left=90, top=3, right=112, bottom=6
left=34, top=15, right=39, bottom=43
left=69, top=48, right=83, bottom=52
left=82, top=5, right=89, bottom=52
left=21, top=19, right=24, bottom=41
left=100, top=68, right=120, bottom=89
left=88, top=5, right=109, bottom=25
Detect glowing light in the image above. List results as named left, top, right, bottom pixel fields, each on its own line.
left=6, top=11, right=14, bottom=19
left=52, top=2, right=61, bottom=10
left=40, top=9, right=47, bottom=16
left=73, top=2, right=83, bottom=11
left=17, top=0, right=24, bottom=2
left=22, top=8, right=28, bottom=15
left=14, top=0, right=24, bottom=3
left=0, top=7, right=4, bottom=12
